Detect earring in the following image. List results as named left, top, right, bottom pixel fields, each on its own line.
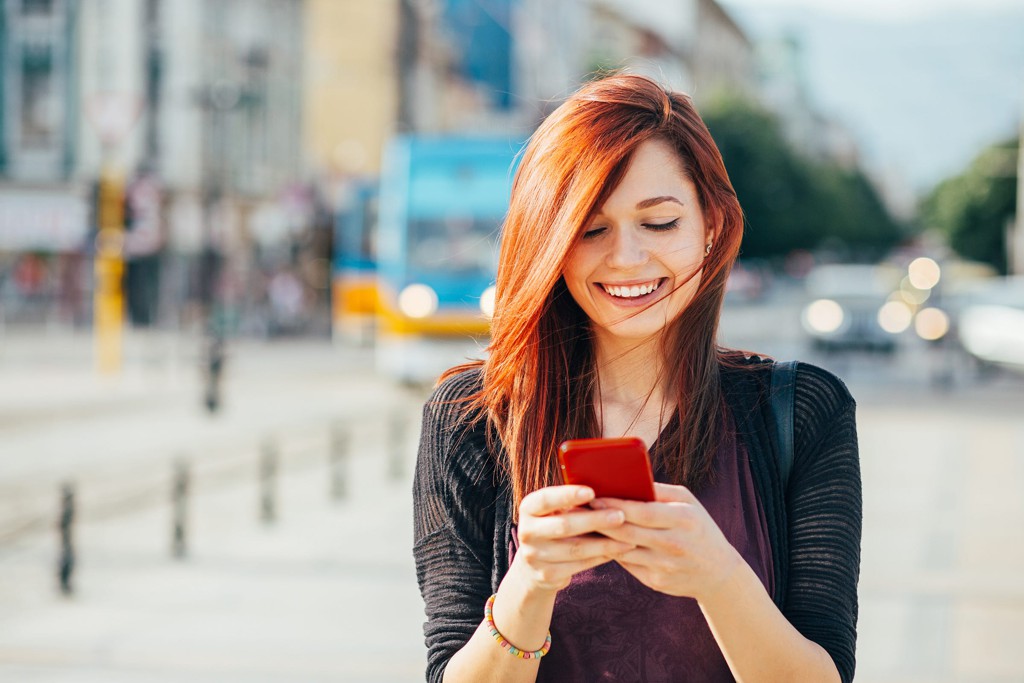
left=704, top=242, right=713, bottom=256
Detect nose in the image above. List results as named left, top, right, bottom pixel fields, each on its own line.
left=605, top=226, right=648, bottom=270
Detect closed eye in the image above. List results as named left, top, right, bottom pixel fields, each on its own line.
left=643, top=219, right=679, bottom=231
left=581, top=226, right=607, bottom=239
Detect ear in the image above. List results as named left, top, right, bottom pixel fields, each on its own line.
left=704, top=219, right=723, bottom=256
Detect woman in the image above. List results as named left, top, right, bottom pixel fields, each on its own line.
left=413, top=74, right=861, bottom=683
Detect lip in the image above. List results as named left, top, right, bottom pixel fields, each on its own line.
left=593, top=277, right=668, bottom=307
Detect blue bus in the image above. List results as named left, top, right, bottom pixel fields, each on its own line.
left=375, top=135, right=522, bottom=382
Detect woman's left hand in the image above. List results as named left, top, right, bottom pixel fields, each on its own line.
left=593, top=482, right=744, bottom=601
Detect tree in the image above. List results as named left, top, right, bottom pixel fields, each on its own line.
left=919, top=137, right=1019, bottom=274
left=702, top=95, right=903, bottom=261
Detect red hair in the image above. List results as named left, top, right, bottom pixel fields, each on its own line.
left=442, top=74, right=744, bottom=517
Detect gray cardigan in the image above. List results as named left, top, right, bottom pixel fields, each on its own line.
left=413, top=354, right=862, bottom=682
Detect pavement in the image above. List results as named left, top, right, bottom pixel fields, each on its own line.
left=0, top=326, right=430, bottom=682
left=0, top=321, right=1023, bottom=682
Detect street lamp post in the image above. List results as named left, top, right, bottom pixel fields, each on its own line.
left=194, top=82, right=232, bottom=414
left=193, top=71, right=263, bottom=413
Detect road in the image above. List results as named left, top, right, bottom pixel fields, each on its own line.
left=0, top=307, right=1022, bottom=682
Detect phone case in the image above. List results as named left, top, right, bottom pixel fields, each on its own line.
left=558, top=437, right=656, bottom=501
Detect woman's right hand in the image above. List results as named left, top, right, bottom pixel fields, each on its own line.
left=512, top=485, right=635, bottom=592
left=444, top=485, right=629, bottom=680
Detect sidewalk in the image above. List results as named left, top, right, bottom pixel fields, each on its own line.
left=0, top=435, right=427, bottom=682
left=0, top=328, right=406, bottom=537
left=0, top=327, right=430, bottom=682
left=2, top=326, right=1024, bottom=682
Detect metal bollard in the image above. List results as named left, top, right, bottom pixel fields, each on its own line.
left=57, top=483, right=75, bottom=596
left=330, top=422, right=349, bottom=501
left=387, top=411, right=407, bottom=481
left=171, top=460, right=189, bottom=559
left=260, top=439, right=278, bottom=524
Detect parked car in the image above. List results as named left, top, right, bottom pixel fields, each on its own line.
left=800, top=263, right=903, bottom=352
left=956, top=276, right=1024, bottom=372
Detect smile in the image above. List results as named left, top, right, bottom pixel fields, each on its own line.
left=598, top=278, right=666, bottom=300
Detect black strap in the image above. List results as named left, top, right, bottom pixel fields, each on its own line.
left=770, top=360, right=798, bottom=491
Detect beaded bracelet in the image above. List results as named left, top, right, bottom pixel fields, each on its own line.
left=483, top=593, right=552, bottom=660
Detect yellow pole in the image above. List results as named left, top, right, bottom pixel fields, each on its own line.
left=94, top=165, right=125, bottom=374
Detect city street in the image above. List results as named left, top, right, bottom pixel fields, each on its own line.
left=1, top=302, right=1023, bottom=682
left=1, top=0, right=1021, bottom=680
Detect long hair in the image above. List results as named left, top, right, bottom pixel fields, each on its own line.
left=442, top=74, right=744, bottom=518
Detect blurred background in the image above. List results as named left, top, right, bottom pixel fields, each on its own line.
left=0, top=0, right=1022, bottom=681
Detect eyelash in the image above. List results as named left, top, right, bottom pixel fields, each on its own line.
left=582, top=219, right=679, bottom=239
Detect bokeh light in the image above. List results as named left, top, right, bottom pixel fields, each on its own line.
left=398, top=284, right=438, bottom=319
left=878, top=300, right=914, bottom=333
left=803, top=299, right=845, bottom=333
left=480, top=285, right=496, bottom=318
left=899, top=276, right=931, bottom=305
left=914, top=307, right=950, bottom=341
left=908, top=257, right=942, bottom=290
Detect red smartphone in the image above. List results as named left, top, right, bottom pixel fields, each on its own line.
left=558, top=437, right=656, bottom=502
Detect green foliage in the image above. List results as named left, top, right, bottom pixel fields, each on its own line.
left=919, top=138, right=1018, bottom=274
left=702, top=95, right=903, bottom=260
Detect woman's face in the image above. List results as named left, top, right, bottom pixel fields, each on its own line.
left=562, top=138, right=711, bottom=347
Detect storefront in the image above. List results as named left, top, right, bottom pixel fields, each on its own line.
left=0, top=187, right=90, bottom=325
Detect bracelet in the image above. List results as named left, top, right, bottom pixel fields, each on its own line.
left=483, top=593, right=552, bottom=660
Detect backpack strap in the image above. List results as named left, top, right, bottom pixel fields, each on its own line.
left=770, top=360, right=798, bottom=491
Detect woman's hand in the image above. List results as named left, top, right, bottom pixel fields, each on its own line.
left=593, top=482, right=744, bottom=601
left=510, top=485, right=635, bottom=593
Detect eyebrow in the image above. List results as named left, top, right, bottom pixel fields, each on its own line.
left=635, top=196, right=684, bottom=210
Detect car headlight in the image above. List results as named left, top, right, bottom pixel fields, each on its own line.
left=398, top=284, right=438, bottom=319
left=802, top=299, right=845, bottom=334
left=480, top=285, right=496, bottom=319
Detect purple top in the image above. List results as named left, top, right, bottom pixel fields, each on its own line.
left=510, top=412, right=774, bottom=682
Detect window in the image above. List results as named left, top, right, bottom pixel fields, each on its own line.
left=21, top=0, right=53, bottom=16
left=21, top=47, right=55, bottom=148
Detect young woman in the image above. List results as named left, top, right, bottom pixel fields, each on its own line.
left=413, top=74, right=861, bottom=683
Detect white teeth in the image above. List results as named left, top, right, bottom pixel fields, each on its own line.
left=602, top=280, right=660, bottom=298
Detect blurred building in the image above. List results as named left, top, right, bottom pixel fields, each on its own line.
left=303, top=0, right=398, bottom=182
left=123, top=0, right=307, bottom=333
left=0, top=0, right=89, bottom=325
left=693, top=0, right=756, bottom=102
left=585, top=0, right=693, bottom=96
left=0, top=0, right=757, bottom=333
left=397, top=0, right=528, bottom=134
left=756, top=32, right=858, bottom=168
left=395, top=0, right=754, bottom=135
left=0, top=0, right=311, bottom=331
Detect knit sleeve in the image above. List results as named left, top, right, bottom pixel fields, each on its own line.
left=412, top=368, right=497, bottom=683
left=785, top=363, right=862, bottom=683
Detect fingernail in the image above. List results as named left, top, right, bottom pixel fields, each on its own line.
left=576, top=487, right=593, bottom=502
left=607, top=510, right=624, bottom=524
left=590, top=500, right=607, bottom=510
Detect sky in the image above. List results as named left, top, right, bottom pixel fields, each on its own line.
left=721, top=0, right=1024, bottom=204
left=723, top=0, right=1024, bottom=21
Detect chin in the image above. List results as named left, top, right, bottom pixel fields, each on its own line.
left=597, top=321, right=670, bottom=345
